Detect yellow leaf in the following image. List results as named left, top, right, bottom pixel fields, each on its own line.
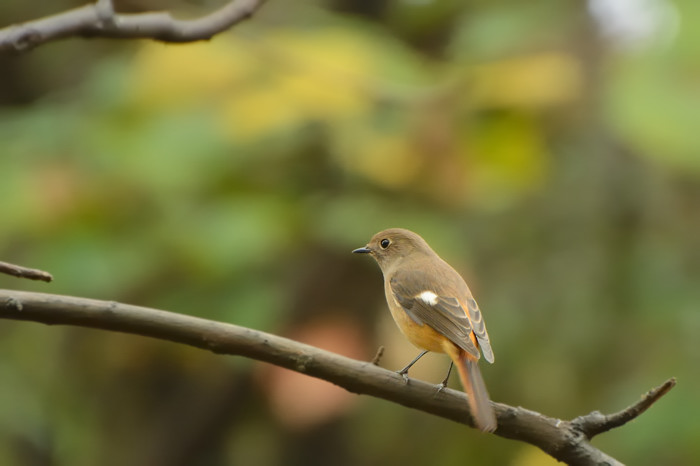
left=128, top=41, right=256, bottom=110
left=467, top=113, right=548, bottom=207
left=333, top=125, right=423, bottom=189
left=268, top=28, right=374, bottom=119
left=470, top=52, right=582, bottom=108
left=217, top=28, right=377, bottom=141
left=218, top=85, right=301, bottom=141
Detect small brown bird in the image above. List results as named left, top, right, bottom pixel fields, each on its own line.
left=354, top=228, right=496, bottom=432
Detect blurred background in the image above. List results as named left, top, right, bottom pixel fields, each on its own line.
left=1, top=0, right=698, bottom=464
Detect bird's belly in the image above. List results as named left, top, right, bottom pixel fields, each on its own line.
left=387, top=295, right=447, bottom=353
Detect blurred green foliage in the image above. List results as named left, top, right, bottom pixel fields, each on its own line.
left=1, top=0, right=699, bottom=465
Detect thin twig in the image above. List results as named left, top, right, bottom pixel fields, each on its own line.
left=371, top=345, right=384, bottom=365
left=0, top=289, right=675, bottom=465
left=572, top=377, right=677, bottom=438
left=0, top=262, right=53, bottom=282
left=0, top=0, right=265, bottom=54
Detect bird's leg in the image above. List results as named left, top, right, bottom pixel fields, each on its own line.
left=397, top=350, right=429, bottom=382
left=436, top=362, right=453, bottom=392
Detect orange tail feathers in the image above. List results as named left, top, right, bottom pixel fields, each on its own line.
left=450, top=347, right=497, bottom=432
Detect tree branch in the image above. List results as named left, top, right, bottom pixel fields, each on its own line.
left=0, top=0, right=265, bottom=54
left=0, top=262, right=53, bottom=282
left=0, top=289, right=674, bottom=465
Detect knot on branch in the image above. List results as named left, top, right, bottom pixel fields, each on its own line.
left=8, top=27, right=42, bottom=52
left=5, top=297, right=24, bottom=311
left=294, top=353, right=313, bottom=373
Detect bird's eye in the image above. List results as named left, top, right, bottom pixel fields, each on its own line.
left=380, top=239, right=390, bottom=249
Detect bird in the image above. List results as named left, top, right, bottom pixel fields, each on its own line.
left=353, top=228, right=496, bottom=432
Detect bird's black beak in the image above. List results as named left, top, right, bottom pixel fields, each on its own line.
left=352, top=246, right=371, bottom=254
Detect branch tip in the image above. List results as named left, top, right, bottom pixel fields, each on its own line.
left=0, top=261, right=53, bottom=282
left=574, top=377, right=677, bottom=439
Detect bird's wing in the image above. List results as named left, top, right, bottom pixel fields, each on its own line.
left=463, top=295, right=494, bottom=363
left=390, top=271, right=482, bottom=360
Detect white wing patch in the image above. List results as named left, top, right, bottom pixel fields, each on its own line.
left=418, top=291, right=439, bottom=306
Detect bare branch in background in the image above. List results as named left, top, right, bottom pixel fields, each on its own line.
left=0, top=0, right=265, bottom=54
left=0, top=289, right=675, bottom=465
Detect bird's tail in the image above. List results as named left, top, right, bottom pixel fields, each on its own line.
left=452, top=348, right=497, bottom=432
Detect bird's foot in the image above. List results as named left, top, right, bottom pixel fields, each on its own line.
left=396, top=370, right=410, bottom=384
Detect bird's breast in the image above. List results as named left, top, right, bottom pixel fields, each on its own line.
left=383, top=282, right=447, bottom=353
